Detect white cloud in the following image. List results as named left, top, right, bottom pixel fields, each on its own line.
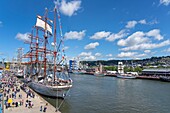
left=117, top=52, right=147, bottom=58
left=95, top=53, right=102, bottom=57
left=163, top=48, right=170, bottom=52
left=79, top=52, right=92, bottom=57
left=84, top=56, right=96, bottom=61
left=117, top=31, right=148, bottom=46
left=144, top=50, right=151, bottom=53
left=141, top=19, right=158, bottom=25
left=59, top=0, right=81, bottom=16
left=15, top=32, right=31, bottom=43
left=90, top=31, right=111, bottom=40
left=117, top=52, right=137, bottom=58
left=121, top=40, right=170, bottom=51
left=118, top=29, right=165, bottom=51
left=136, top=53, right=147, bottom=58
left=160, top=0, right=170, bottom=6
left=84, top=42, right=99, bottom=50
left=125, top=20, right=138, bottom=28
left=146, top=29, right=163, bottom=40
left=148, top=19, right=158, bottom=25
left=78, top=52, right=96, bottom=61
left=138, top=19, right=147, bottom=24
left=63, top=46, right=69, bottom=50
left=106, top=54, right=113, bottom=57
left=125, top=19, right=157, bottom=29
left=64, top=30, right=86, bottom=40
left=108, top=58, right=115, bottom=60
left=105, top=30, right=128, bottom=42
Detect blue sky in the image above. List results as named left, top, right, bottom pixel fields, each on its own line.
left=0, top=0, right=170, bottom=61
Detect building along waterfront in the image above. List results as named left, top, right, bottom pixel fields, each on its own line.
left=142, top=68, right=170, bottom=76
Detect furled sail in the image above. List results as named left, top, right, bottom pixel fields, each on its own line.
left=36, top=16, right=52, bottom=35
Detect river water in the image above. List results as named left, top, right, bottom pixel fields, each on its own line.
left=43, top=74, right=170, bottom=113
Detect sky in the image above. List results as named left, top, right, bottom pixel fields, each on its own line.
left=0, top=0, right=170, bottom=61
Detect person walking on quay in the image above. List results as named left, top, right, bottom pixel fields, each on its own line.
left=5, top=101, right=8, bottom=109
left=32, top=92, right=35, bottom=98
left=26, top=93, right=29, bottom=98
left=25, top=100, right=28, bottom=107
left=16, top=102, right=18, bottom=107
left=43, top=106, right=47, bottom=112
left=40, top=105, right=42, bottom=111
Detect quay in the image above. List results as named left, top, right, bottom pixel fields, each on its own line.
left=104, top=73, right=164, bottom=81
left=1, top=73, right=61, bottom=113
left=136, top=75, right=170, bottom=82
left=84, top=72, right=165, bottom=81
left=136, top=76, right=160, bottom=80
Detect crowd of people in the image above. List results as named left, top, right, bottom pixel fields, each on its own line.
left=0, top=71, right=48, bottom=112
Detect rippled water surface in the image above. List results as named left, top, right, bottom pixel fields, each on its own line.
left=43, top=74, right=170, bottom=113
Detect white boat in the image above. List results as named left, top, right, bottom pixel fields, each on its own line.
left=116, top=74, right=136, bottom=79
left=94, top=71, right=106, bottom=77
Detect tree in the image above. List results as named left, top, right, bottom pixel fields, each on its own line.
left=134, top=66, right=143, bottom=72
left=104, top=66, right=117, bottom=71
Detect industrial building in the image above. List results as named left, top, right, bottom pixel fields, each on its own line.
left=142, top=68, right=170, bottom=76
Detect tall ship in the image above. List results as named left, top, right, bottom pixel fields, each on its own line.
left=15, top=48, right=25, bottom=78
left=22, top=3, right=72, bottom=98
left=94, top=63, right=106, bottom=77
left=116, top=62, right=136, bottom=79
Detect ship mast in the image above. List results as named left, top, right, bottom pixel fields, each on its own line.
left=43, top=8, right=48, bottom=79
left=53, top=7, right=57, bottom=82
left=35, top=27, right=39, bottom=75
left=30, top=29, right=33, bottom=75
left=17, top=47, right=23, bottom=70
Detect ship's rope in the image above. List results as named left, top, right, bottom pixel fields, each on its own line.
left=54, top=0, right=71, bottom=111
left=56, top=0, right=68, bottom=80
left=58, top=88, right=71, bottom=110
left=56, top=0, right=63, bottom=38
